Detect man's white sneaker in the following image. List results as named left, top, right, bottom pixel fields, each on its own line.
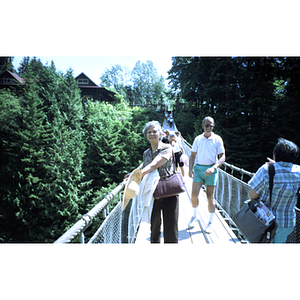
left=188, top=216, right=197, bottom=229
left=205, top=222, right=213, bottom=234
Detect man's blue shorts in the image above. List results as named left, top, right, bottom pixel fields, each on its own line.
left=193, top=164, right=218, bottom=186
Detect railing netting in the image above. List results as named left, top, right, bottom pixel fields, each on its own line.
left=54, top=136, right=300, bottom=244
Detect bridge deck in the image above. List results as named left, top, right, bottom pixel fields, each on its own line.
left=135, top=165, right=240, bottom=244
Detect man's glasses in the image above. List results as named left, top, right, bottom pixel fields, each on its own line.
left=204, top=124, right=214, bottom=128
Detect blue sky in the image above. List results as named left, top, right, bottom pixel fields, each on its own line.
left=12, top=56, right=173, bottom=87
left=6, top=2, right=299, bottom=89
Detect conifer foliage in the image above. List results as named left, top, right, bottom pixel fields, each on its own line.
left=169, top=57, right=300, bottom=172
left=0, top=58, right=88, bottom=242
left=0, top=57, right=163, bottom=242
left=81, top=99, right=161, bottom=193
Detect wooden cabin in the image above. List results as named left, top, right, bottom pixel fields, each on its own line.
left=0, top=70, right=25, bottom=91
left=75, top=72, right=116, bottom=103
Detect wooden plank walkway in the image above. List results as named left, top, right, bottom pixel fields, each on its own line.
left=135, top=165, right=240, bottom=244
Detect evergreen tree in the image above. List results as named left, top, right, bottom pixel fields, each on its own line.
left=275, top=57, right=300, bottom=164
left=82, top=101, right=142, bottom=190
left=0, top=90, right=23, bottom=241
left=0, top=57, right=89, bottom=242
left=169, top=56, right=283, bottom=172
left=82, top=97, right=163, bottom=192
left=226, top=57, right=278, bottom=170
left=0, top=56, right=15, bottom=73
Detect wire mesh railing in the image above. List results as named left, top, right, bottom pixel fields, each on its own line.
left=54, top=182, right=126, bottom=244
left=181, top=139, right=300, bottom=243
left=54, top=177, right=145, bottom=244
left=216, top=169, right=251, bottom=218
left=54, top=135, right=300, bottom=244
left=286, top=209, right=300, bottom=243
left=88, top=201, right=123, bottom=244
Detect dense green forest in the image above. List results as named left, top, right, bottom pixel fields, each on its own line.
left=168, top=57, right=300, bottom=172
left=1, top=56, right=299, bottom=242
left=0, top=57, right=163, bottom=242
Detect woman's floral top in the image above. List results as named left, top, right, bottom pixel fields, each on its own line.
left=142, top=142, right=173, bottom=178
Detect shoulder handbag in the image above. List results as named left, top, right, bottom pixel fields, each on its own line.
left=233, top=164, right=278, bottom=243
left=153, top=155, right=185, bottom=199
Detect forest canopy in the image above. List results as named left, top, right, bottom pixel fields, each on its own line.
left=100, top=60, right=166, bottom=106
left=1, top=56, right=300, bottom=242
left=0, top=57, right=162, bottom=242
left=168, top=57, right=300, bottom=171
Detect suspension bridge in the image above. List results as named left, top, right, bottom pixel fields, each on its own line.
left=53, top=119, right=300, bottom=245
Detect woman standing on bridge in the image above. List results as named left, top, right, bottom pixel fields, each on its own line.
left=140, top=121, right=179, bottom=243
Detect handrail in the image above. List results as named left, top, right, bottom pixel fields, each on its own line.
left=54, top=133, right=255, bottom=244
left=54, top=181, right=126, bottom=244
left=223, top=162, right=255, bottom=179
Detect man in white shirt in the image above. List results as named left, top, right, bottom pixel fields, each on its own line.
left=188, top=117, right=225, bottom=233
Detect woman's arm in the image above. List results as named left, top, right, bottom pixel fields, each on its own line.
left=124, top=162, right=144, bottom=181
left=141, top=155, right=168, bottom=177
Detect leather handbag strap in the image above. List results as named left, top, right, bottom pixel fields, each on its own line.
left=172, top=154, right=177, bottom=174
left=268, top=164, right=275, bottom=205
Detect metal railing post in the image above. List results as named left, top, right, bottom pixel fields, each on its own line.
left=80, top=232, right=85, bottom=244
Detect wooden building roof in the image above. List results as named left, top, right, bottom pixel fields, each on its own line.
left=75, top=72, right=116, bottom=102
left=0, top=70, right=25, bottom=86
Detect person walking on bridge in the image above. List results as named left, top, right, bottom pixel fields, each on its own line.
left=169, top=131, right=185, bottom=178
left=188, top=116, right=225, bottom=233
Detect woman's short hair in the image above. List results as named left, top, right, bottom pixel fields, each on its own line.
left=273, top=138, right=300, bottom=163
left=142, top=121, right=164, bottom=139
